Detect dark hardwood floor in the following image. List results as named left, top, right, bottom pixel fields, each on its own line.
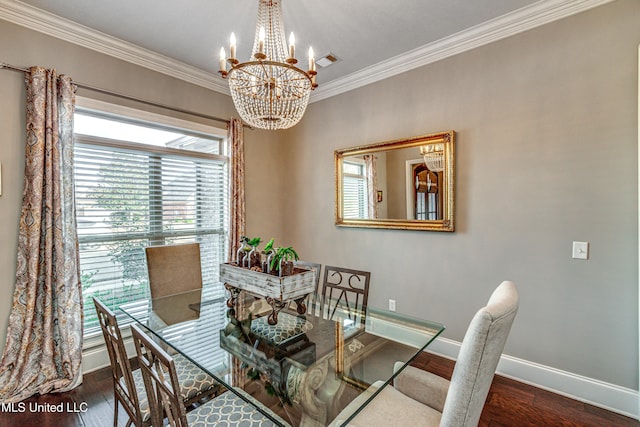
left=0, top=352, right=637, bottom=426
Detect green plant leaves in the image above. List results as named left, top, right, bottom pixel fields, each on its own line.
left=269, top=246, right=299, bottom=270
left=263, top=238, right=274, bottom=252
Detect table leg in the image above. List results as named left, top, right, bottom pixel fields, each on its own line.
left=225, top=283, right=241, bottom=308
left=295, top=353, right=350, bottom=427
left=294, top=296, right=308, bottom=314
left=265, top=297, right=287, bottom=325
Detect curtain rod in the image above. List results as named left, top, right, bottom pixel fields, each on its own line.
left=0, top=62, right=242, bottom=128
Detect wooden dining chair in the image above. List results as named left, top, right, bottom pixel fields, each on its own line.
left=320, top=266, right=370, bottom=322
left=93, top=298, right=220, bottom=427
left=94, top=297, right=146, bottom=427
left=130, top=323, right=290, bottom=427
left=145, top=243, right=202, bottom=300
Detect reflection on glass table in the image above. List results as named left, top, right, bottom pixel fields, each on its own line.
left=119, top=289, right=444, bottom=427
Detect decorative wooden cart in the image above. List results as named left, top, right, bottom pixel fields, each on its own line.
left=220, top=263, right=317, bottom=325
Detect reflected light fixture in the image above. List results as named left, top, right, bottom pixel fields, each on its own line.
left=219, top=0, right=318, bottom=130
left=420, top=144, right=445, bottom=172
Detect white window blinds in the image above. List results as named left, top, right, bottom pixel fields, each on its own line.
left=74, top=111, right=229, bottom=336
left=342, top=161, right=368, bottom=219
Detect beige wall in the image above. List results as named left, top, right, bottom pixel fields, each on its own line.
left=0, top=21, right=286, bottom=353
left=283, top=0, right=639, bottom=389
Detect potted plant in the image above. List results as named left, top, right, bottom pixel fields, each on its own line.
left=236, top=236, right=262, bottom=269
left=234, top=237, right=300, bottom=277
left=268, top=246, right=299, bottom=277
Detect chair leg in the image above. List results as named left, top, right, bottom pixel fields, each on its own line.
left=113, top=399, right=119, bottom=427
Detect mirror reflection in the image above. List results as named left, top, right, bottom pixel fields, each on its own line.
left=335, top=131, right=454, bottom=231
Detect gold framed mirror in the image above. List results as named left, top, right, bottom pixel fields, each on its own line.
left=335, top=130, right=455, bottom=231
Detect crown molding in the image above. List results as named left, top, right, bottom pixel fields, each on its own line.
left=310, top=0, right=615, bottom=102
left=0, top=0, right=229, bottom=94
left=0, top=0, right=613, bottom=103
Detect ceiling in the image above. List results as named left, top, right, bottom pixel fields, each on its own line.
left=0, top=0, right=610, bottom=101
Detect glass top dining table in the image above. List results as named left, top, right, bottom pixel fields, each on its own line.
left=119, top=287, right=444, bottom=426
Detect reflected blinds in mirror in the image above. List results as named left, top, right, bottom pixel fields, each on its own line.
left=343, top=161, right=368, bottom=219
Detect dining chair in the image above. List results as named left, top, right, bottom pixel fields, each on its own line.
left=331, top=281, right=519, bottom=427
left=320, top=266, right=370, bottom=322
left=93, top=298, right=220, bottom=427
left=130, top=323, right=290, bottom=427
left=145, top=242, right=202, bottom=300
left=292, top=260, right=322, bottom=316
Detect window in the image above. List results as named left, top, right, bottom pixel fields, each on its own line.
left=342, top=160, right=368, bottom=219
left=74, top=102, right=229, bottom=337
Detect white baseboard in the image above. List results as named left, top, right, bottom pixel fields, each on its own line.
left=81, top=333, right=136, bottom=375
left=81, top=345, right=109, bottom=374
left=427, top=337, right=639, bottom=420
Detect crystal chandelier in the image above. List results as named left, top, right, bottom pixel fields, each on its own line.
left=219, top=0, right=317, bottom=130
left=420, top=144, right=445, bottom=172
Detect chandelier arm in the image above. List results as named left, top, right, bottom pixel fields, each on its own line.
left=272, top=64, right=312, bottom=82
left=227, top=80, right=264, bottom=97
left=229, top=64, right=260, bottom=81
left=229, top=63, right=311, bottom=93
left=230, top=61, right=312, bottom=81
left=228, top=61, right=311, bottom=86
left=257, top=60, right=269, bottom=80
left=229, top=69, right=266, bottom=90
left=281, top=75, right=312, bottom=83
left=279, top=83, right=309, bottom=100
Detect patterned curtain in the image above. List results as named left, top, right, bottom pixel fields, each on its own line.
left=227, top=118, right=247, bottom=389
left=364, top=154, right=378, bottom=219
left=227, top=118, right=245, bottom=262
left=0, top=67, right=82, bottom=403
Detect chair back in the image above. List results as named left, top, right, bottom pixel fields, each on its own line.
left=441, top=281, right=519, bottom=427
left=321, top=266, right=370, bottom=322
left=130, top=323, right=189, bottom=427
left=93, top=297, right=143, bottom=425
left=145, top=243, right=202, bottom=300
left=293, top=260, right=322, bottom=316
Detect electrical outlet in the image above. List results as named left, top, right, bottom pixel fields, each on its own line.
left=388, top=299, right=396, bottom=312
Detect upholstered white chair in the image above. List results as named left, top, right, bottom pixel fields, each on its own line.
left=332, top=281, right=519, bottom=427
